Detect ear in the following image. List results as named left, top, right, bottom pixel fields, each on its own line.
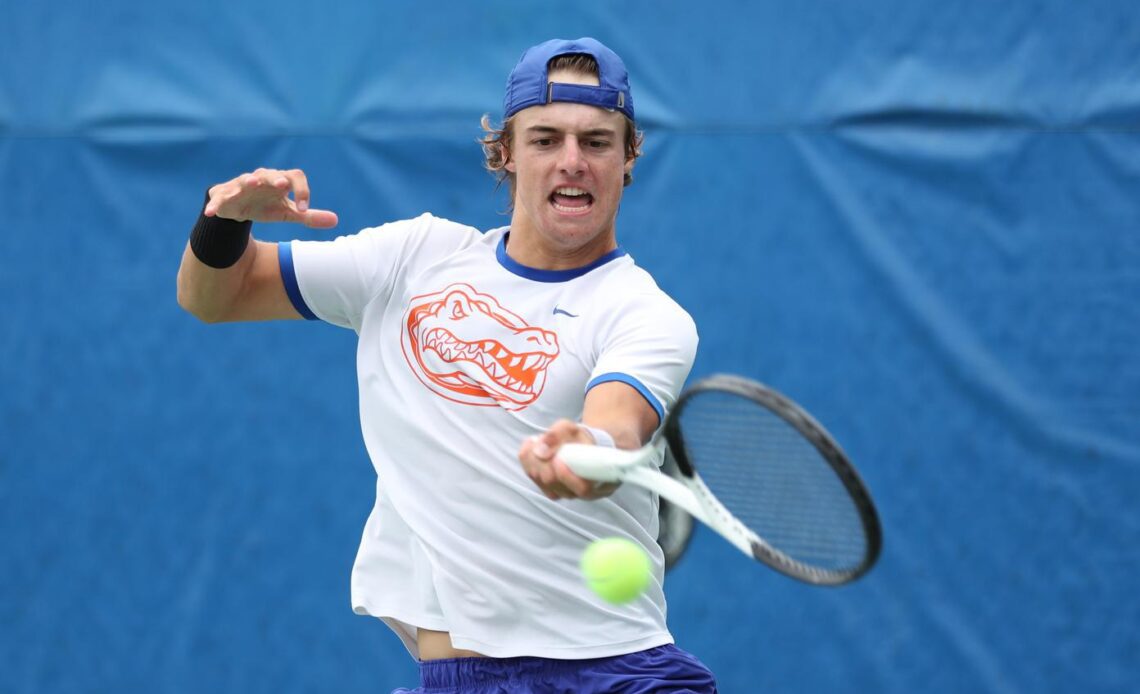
left=502, top=143, right=515, bottom=174
left=623, top=154, right=635, bottom=177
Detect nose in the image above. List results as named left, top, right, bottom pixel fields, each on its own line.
left=558, top=137, right=585, bottom=176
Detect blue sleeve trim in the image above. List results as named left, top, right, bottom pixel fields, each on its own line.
left=278, top=241, right=319, bottom=321
left=585, top=373, right=665, bottom=426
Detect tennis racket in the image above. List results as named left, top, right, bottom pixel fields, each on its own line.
left=561, top=374, right=881, bottom=586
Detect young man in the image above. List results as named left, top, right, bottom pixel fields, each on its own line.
left=177, top=37, right=717, bottom=693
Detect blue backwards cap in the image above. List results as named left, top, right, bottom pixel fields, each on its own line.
left=503, top=38, right=635, bottom=121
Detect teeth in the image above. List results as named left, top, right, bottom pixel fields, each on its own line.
left=418, top=328, right=554, bottom=394
left=555, top=187, right=587, bottom=196
left=553, top=202, right=590, bottom=213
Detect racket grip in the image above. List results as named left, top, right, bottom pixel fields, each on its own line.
left=558, top=443, right=639, bottom=482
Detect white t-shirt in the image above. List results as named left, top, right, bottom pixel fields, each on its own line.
left=280, top=214, right=698, bottom=659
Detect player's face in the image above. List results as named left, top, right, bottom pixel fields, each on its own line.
left=505, top=70, right=634, bottom=262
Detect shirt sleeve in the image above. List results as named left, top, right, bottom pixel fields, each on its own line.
left=280, top=214, right=478, bottom=330
left=586, top=292, right=699, bottom=427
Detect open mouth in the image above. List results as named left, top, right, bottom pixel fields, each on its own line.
left=549, top=186, right=594, bottom=214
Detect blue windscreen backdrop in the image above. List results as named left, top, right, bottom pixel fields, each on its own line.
left=2, top=2, right=1137, bottom=692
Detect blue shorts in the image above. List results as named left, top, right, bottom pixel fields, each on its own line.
left=392, top=644, right=717, bottom=693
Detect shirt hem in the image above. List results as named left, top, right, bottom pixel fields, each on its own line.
left=354, top=599, right=673, bottom=662
left=448, top=631, right=675, bottom=661
left=353, top=599, right=451, bottom=660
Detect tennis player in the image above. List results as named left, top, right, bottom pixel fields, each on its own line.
left=177, top=37, right=717, bottom=693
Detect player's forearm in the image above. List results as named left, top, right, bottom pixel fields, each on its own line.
left=581, top=381, right=661, bottom=449
left=176, top=239, right=257, bottom=323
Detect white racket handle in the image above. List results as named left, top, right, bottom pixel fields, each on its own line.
left=558, top=443, right=652, bottom=481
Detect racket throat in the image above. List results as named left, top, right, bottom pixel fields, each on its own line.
left=622, top=467, right=753, bottom=557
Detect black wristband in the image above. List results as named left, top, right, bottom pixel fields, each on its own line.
left=189, top=191, right=252, bottom=269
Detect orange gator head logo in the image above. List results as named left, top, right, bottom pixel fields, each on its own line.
left=401, top=283, right=560, bottom=410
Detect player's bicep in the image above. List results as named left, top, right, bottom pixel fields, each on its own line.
left=581, top=380, right=660, bottom=449
left=227, top=240, right=303, bottom=322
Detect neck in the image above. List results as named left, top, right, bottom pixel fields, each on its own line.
left=505, top=214, right=618, bottom=271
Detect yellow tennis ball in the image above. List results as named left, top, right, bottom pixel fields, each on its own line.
left=580, top=537, right=651, bottom=604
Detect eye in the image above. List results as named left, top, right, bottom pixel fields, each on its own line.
left=532, top=138, right=556, bottom=147
left=446, top=296, right=468, bottom=319
left=587, top=140, right=611, bottom=149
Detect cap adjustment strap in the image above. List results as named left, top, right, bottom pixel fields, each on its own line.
left=546, top=82, right=627, bottom=113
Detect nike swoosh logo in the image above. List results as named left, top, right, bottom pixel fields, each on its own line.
left=553, top=307, right=579, bottom=318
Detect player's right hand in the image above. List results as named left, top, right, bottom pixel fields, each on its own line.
left=204, top=168, right=339, bottom=229
left=519, top=420, right=621, bottom=501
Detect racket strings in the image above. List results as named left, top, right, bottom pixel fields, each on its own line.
left=678, top=391, right=869, bottom=572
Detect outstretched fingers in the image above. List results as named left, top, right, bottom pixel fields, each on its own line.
left=279, top=169, right=339, bottom=228
left=203, top=168, right=338, bottom=228
left=301, top=208, right=339, bottom=229
left=279, top=169, right=309, bottom=211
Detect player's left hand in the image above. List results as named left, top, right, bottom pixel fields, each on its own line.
left=519, top=420, right=621, bottom=501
